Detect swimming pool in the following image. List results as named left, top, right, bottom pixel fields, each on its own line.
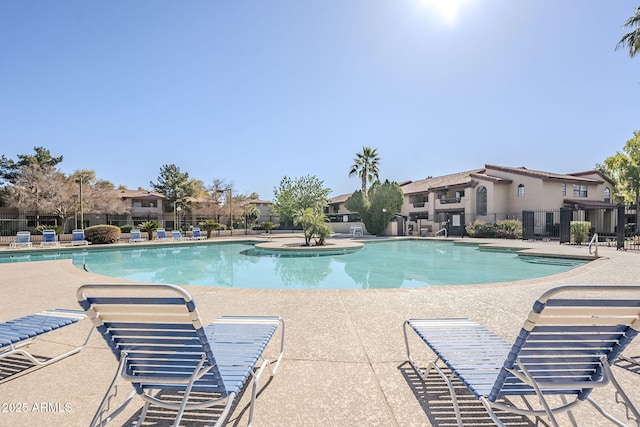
left=0, top=240, right=589, bottom=290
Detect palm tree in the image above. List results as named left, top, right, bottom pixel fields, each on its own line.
left=617, top=6, right=640, bottom=58
left=348, top=146, right=380, bottom=198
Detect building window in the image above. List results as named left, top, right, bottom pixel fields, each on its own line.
left=604, top=187, right=611, bottom=203
left=517, top=184, right=525, bottom=198
left=476, top=186, right=487, bottom=216
left=572, top=184, right=588, bottom=198
left=132, top=199, right=157, bottom=208
left=562, top=183, right=566, bottom=196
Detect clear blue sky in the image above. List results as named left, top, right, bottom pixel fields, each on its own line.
left=1, top=1, right=638, bottom=200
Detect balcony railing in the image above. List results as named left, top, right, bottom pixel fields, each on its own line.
left=438, top=198, right=461, bottom=205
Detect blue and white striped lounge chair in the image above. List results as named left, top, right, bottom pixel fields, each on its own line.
left=191, top=227, right=207, bottom=240
left=129, top=229, right=145, bottom=243
left=403, top=284, right=640, bottom=427
left=70, top=229, right=89, bottom=246
left=0, top=309, right=92, bottom=370
left=9, top=231, right=32, bottom=248
left=156, top=228, right=168, bottom=240
left=172, top=230, right=184, bottom=240
left=40, top=229, right=60, bottom=247
left=77, top=283, right=285, bottom=427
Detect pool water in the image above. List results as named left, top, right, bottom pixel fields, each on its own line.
left=0, top=240, right=589, bottom=290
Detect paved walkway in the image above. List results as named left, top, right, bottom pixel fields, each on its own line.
left=0, top=237, right=639, bottom=426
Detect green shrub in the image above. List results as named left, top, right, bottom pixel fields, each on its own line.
left=465, top=220, right=497, bottom=238
left=570, top=221, right=591, bottom=245
left=496, top=219, right=522, bottom=239
left=85, top=224, right=121, bottom=244
left=120, top=224, right=133, bottom=233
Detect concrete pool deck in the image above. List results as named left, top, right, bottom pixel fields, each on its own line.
left=0, top=236, right=639, bottom=426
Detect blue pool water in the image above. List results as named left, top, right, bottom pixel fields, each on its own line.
left=0, top=240, right=589, bottom=290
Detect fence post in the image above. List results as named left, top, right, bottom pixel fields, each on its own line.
left=559, top=208, right=572, bottom=244
left=522, top=211, right=534, bottom=240
left=617, top=204, right=625, bottom=250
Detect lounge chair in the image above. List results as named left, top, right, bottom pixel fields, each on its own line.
left=9, top=231, right=32, bottom=248
left=172, top=230, right=184, bottom=240
left=350, top=226, right=363, bottom=237
left=40, top=229, right=61, bottom=247
left=190, top=227, right=207, bottom=240
left=70, top=229, right=89, bottom=246
left=403, top=284, right=640, bottom=427
left=77, top=283, right=285, bottom=427
left=0, top=309, right=93, bottom=371
left=129, top=229, right=145, bottom=243
left=156, top=228, right=168, bottom=240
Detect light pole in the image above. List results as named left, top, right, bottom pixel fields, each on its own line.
left=75, top=176, right=84, bottom=230
left=228, top=188, right=233, bottom=236
left=176, top=206, right=182, bottom=231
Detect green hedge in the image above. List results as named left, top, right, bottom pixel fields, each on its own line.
left=465, top=219, right=522, bottom=239
left=84, top=225, right=121, bottom=244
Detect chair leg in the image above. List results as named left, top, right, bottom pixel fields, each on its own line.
left=134, top=402, right=150, bottom=427
left=428, top=362, right=464, bottom=427
left=91, top=356, right=133, bottom=427
left=588, top=359, right=640, bottom=427
left=514, top=359, right=561, bottom=427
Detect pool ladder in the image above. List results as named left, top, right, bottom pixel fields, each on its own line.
left=588, top=233, right=598, bottom=257
left=435, top=228, right=448, bottom=238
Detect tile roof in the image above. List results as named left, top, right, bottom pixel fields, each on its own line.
left=484, top=165, right=600, bottom=183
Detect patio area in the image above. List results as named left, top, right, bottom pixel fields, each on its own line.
left=0, top=237, right=639, bottom=426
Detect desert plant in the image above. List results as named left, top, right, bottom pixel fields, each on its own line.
left=570, top=221, right=591, bottom=245
left=314, top=223, right=333, bottom=246
left=84, top=224, right=121, bottom=244
left=139, top=221, right=159, bottom=240
left=496, top=219, right=523, bottom=239
left=199, top=219, right=221, bottom=239
left=260, top=221, right=275, bottom=234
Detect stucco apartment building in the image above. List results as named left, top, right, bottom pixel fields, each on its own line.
left=329, top=164, right=617, bottom=238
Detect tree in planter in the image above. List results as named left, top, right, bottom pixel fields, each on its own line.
left=139, top=221, right=159, bottom=241
left=294, top=208, right=329, bottom=246
left=345, top=180, right=404, bottom=235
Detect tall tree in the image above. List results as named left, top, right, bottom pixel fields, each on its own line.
left=0, top=146, right=63, bottom=186
left=597, top=130, right=640, bottom=224
left=272, top=175, right=331, bottom=228
left=348, top=146, right=380, bottom=198
left=345, top=180, right=403, bottom=235
left=617, top=6, right=640, bottom=57
left=150, top=164, right=196, bottom=212
left=6, top=163, right=65, bottom=225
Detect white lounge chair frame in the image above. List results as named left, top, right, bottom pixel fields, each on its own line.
left=404, top=284, right=640, bottom=427
left=9, top=231, right=32, bottom=248
left=77, top=283, right=285, bottom=427
left=0, top=309, right=93, bottom=372
left=172, top=230, right=184, bottom=240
